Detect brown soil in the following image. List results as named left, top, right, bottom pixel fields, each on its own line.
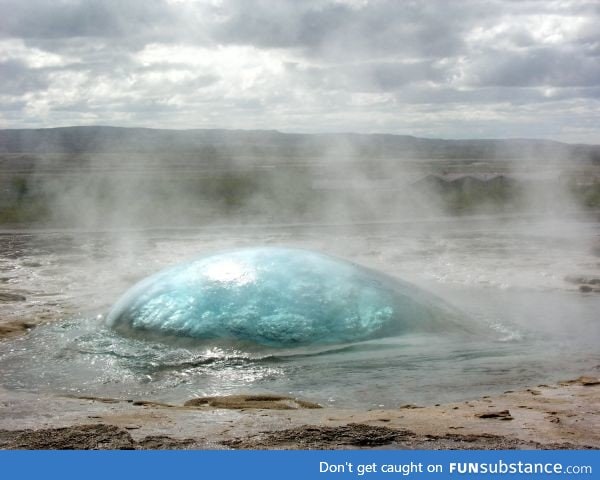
left=0, top=320, right=36, bottom=339
left=223, top=424, right=413, bottom=449
left=0, top=292, right=26, bottom=302
left=0, top=424, right=196, bottom=450
left=475, top=409, right=513, bottom=420
left=0, top=421, right=592, bottom=451
left=184, top=394, right=322, bottom=410
left=561, top=376, right=600, bottom=386
left=221, top=423, right=589, bottom=450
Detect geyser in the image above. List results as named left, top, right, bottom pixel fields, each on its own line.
left=108, top=247, right=471, bottom=346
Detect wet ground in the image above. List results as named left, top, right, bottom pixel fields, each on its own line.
left=0, top=378, right=598, bottom=449
left=1, top=217, right=599, bottom=448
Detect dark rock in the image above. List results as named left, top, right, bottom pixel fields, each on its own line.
left=136, top=435, right=195, bottom=449
left=0, top=424, right=197, bottom=450
left=476, top=410, right=513, bottom=420
left=0, top=292, right=26, bottom=302
left=222, top=423, right=413, bottom=449
left=562, top=376, right=600, bottom=386
left=0, top=320, right=36, bottom=339
left=0, top=424, right=135, bottom=450
left=222, top=423, right=592, bottom=450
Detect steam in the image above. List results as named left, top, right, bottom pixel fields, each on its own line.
left=1, top=126, right=598, bottom=330
left=4, top=127, right=597, bottom=233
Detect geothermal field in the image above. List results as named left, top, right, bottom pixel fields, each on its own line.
left=0, top=127, right=599, bottom=449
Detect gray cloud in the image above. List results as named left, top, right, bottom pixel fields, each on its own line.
left=211, top=0, right=475, bottom=60
left=0, top=0, right=598, bottom=142
left=286, top=60, right=446, bottom=93
left=470, top=48, right=600, bottom=87
left=1, top=0, right=176, bottom=40
left=0, top=59, right=50, bottom=94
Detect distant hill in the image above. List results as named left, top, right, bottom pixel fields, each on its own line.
left=0, top=126, right=599, bottom=163
left=1, top=126, right=599, bottom=226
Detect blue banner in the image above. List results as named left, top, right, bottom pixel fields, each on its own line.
left=0, top=450, right=598, bottom=480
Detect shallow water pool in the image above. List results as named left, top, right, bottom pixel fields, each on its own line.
left=0, top=219, right=598, bottom=408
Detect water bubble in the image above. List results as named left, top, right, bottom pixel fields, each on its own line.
left=108, top=248, right=473, bottom=347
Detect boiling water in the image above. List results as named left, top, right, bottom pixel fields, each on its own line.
left=1, top=218, right=599, bottom=408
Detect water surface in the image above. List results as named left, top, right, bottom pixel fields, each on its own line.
left=1, top=218, right=598, bottom=408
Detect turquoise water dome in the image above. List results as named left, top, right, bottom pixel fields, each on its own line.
left=107, top=247, right=471, bottom=347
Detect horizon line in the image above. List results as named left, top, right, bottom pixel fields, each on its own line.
left=1, top=124, right=597, bottom=147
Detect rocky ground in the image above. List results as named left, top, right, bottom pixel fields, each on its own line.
left=564, top=275, right=600, bottom=293
left=0, top=376, right=598, bottom=450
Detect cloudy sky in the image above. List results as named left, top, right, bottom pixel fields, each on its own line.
left=1, top=0, right=599, bottom=142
